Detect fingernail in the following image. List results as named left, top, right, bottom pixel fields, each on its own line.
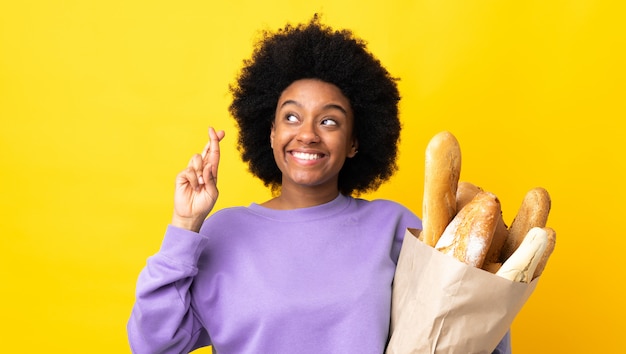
left=198, top=176, right=204, bottom=184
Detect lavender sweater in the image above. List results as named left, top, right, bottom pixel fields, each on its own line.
left=128, top=194, right=511, bottom=353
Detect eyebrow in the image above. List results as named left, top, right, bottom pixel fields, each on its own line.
left=279, top=100, right=349, bottom=116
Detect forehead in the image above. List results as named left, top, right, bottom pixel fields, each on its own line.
left=277, top=79, right=351, bottom=110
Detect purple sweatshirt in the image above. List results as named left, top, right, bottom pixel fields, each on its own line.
left=128, top=194, right=512, bottom=353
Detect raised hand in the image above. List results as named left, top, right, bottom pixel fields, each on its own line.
left=172, top=127, right=226, bottom=232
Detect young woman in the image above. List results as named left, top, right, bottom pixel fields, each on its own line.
left=127, top=16, right=511, bottom=354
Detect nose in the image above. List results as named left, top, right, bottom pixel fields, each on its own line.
left=296, top=121, right=320, bottom=144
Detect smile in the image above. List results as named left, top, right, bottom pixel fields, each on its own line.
left=291, top=151, right=325, bottom=160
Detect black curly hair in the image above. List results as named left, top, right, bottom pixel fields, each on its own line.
left=229, top=15, right=401, bottom=196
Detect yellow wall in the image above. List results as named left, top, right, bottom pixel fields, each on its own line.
left=1, top=1, right=624, bottom=352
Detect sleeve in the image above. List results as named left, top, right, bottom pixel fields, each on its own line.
left=391, top=205, right=422, bottom=262
left=492, top=331, right=512, bottom=354
left=127, top=225, right=212, bottom=354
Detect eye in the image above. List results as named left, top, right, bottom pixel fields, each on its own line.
left=321, top=118, right=338, bottom=126
left=285, top=114, right=299, bottom=123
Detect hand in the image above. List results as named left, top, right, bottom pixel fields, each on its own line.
left=172, top=127, right=226, bottom=231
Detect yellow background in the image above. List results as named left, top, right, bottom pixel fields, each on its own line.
left=1, top=0, right=624, bottom=353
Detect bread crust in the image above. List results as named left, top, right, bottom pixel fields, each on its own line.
left=421, top=131, right=462, bottom=247
left=435, top=191, right=500, bottom=267
left=497, top=227, right=548, bottom=283
left=482, top=216, right=509, bottom=272
left=456, top=181, right=509, bottom=272
left=456, top=181, right=482, bottom=210
left=532, top=227, right=556, bottom=279
left=500, top=188, right=551, bottom=262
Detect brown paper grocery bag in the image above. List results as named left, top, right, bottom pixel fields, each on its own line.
left=386, top=229, right=539, bottom=354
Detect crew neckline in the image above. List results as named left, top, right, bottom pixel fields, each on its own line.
left=247, top=193, right=352, bottom=222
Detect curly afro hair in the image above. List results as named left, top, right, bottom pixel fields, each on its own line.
left=229, top=15, right=401, bottom=196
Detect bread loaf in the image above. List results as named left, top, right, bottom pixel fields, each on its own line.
left=421, top=131, right=462, bottom=247
left=500, top=188, right=551, bottom=262
left=456, top=181, right=482, bottom=210
left=455, top=181, right=509, bottom=273
left=532, top=227, right=556, bottom=279
left=496, top=227, right=548, bottom=283
left=435, top=191, right=500, bottom=267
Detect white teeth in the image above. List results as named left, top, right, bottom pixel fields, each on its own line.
left=292, top=151, right=322, bottom=160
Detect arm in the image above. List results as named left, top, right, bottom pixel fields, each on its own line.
left=492, top=331, right=512, bottom=354
left=128, top=127, right=225, bottom=353
left=127, top=226, right=211, bottom=353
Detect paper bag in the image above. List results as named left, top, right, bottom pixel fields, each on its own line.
left=386, top=229, right=539, bottom=354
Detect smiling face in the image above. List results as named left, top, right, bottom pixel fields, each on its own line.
left=270, top=79, right=358, bottom=196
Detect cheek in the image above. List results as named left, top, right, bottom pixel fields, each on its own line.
left=270, top=126, right=292, bottom=147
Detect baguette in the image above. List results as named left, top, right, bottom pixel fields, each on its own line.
left=456, top=181, right=509, bottom=273
left=500, top=188, right=551, bottom=262
left=532, top=227, right=556, bottom=279
left=435, top=191, right=500, bottom=267
left=421, top=131, right=462, bottom=247
left=456, top=181, right=482, bottom=210
left=482, top=213, right=509, bottom=273
left=496, top=227, right=548, bottom=283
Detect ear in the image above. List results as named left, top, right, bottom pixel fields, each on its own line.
left=270, top=122, right=275, bottom=148
left=347, top=138, right=359, bottom=158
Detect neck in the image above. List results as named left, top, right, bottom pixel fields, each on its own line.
left=262, top=185, right=341, bottom=210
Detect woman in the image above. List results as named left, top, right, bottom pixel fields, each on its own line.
left=127, top=16, right=511, bottom=354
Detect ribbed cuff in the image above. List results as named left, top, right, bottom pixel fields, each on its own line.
left=158, top=224, right=210, bottom=267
